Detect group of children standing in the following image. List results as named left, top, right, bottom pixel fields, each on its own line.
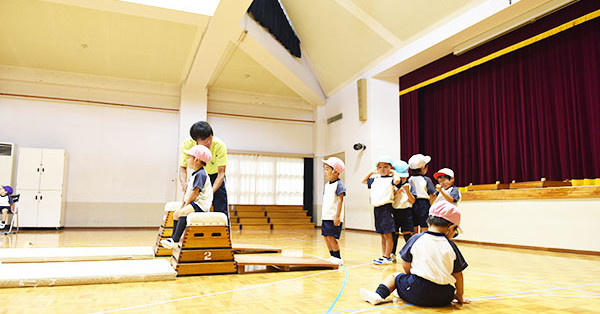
left=320, top=153, right=468, bottom=307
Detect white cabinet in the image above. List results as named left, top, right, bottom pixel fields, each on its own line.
left=16, top=148, right=67, bottom=228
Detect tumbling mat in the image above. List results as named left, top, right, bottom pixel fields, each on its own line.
left=0, top=246, right=155, bottom=263
left=0, top=259, right=176, bottom=288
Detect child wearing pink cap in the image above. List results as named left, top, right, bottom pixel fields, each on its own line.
left=161, top=145, right=213, bottom=249
left=360, top=202, right=469, bottom=307
left=0, top=185, right=15, bottom=229
left=321, top=157, right=346, bottom=265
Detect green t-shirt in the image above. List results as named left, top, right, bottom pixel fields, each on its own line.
left=180, top=136, right=227, bottom=175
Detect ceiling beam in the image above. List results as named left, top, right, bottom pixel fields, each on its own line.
left=332, top=0, right=402, bottom=46
left=238, top=14, right=326, bottom=106
left=184, top=0, right=254, bottom=89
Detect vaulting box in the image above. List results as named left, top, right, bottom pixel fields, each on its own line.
left=170, top=212, right=237, bottom=276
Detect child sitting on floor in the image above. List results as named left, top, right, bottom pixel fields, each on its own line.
left=360, top=202, right=469, bottom=307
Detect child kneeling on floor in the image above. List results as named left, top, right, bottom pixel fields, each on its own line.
left=161, top=145, right=213, bottom=249
left=360, top=202, right=470, bottom=307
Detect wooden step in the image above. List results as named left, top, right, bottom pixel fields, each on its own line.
left=170, top=258, right=237, bottom=276
left=232, top=205, right=264, bottom=211
left=267, top=212, right=308, bottom=218
left=232, top=211, right=267, bottom=218
left=263, top=205, right=304, bottom=211
left=271, top=223, right=314, bottom=230
left=238, top=217, right=269, bottom=224
left=240, top=223, right=271, bottom=230
left=269, top=217, right=311, bottom=224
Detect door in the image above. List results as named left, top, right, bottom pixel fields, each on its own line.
left=17, top=189, right=39, bottom=227
left=16, top=148, right=42, bottom=190
left=37, top=191, right=63, bottom=228
left=39, top=149, right=65, bottom=191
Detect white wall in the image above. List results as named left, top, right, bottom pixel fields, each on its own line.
left=314, top=78, right=400, bottom=230
left=207, top=101, right=314, bottom=155
left=460, top=199, right=600, bottom=252
left=0, top=96, right=179, bottom=227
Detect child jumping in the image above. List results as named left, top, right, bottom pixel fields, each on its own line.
left=321, top=157, right=346, bottom=265
left=161, top=145, right=213, bottom=249
left=433, top=168, right=461, bottom=206
left=391, top=160, right=416, bottom=261
left=0, top=185, right=14, bottom=229
left=362, top=156, right=400, bottom=265
left=360, top=202, right=469, bottom=307
left=408, top=154, right=436, bottom=234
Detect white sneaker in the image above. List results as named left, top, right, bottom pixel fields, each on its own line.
left=380, top=257, right=394, bottom=265
left=0, top=222, right=5, bottom=229
left=160, top=238, right=176, bottom=249
left=393, top=289, right=399, bottom=298
left=372, top=257, right=384, bottom=264
left=333, top=257, right=343, bottom=265
left=360, top=288, right=384, bottom=305
left=326, top=256, right=336, bottom=263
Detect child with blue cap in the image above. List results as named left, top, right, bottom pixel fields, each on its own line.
left=390, top=160, right=416, bottom=261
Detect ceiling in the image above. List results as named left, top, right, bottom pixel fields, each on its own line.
left=0, top=0, right=207, bottom=84
left=1, top=0, right=557, bottom=106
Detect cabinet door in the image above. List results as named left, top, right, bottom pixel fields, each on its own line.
left=37, top=191, right=63, bottom=228
left=17, top=148, right=42, bottom=190
left=39, top=149, right=65, bottom=191
left=18, top=190, right=40, bottom=227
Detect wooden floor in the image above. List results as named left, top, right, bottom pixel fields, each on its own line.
left=1, top=228, right=599, bottom=313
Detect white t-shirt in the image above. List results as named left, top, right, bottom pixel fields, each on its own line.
left=367, top=175, right=395, bottom=207
left=400, top=231, right=468, bottom=286
left=432, top=186, right=461, bottom=206
left=408, top=175, right=436, bottom=199
left=393, top=183, right=416, bottom=209
left=186, top=168, right=213, bottom=212
left=321, top=179, right=346, bottom=221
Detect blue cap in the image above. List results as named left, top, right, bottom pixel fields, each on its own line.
left=392, top=160, right=409, bottom=177
left=377, top=155, right=394, bottom=166
left=2, top=185, right=13, bottom=194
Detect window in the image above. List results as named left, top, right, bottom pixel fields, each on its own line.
left=227, top=154, right=304, bottom=205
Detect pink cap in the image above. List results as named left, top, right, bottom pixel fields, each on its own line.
left=321, top=157, right=345, bottom=173
left=434, top=168, right=455, bottom=180
left=429, top=202, right=461, bottom=229
left=184, top=145, right=212, bottom=163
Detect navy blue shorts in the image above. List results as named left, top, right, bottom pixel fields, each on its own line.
left=209, top=173, right=229, bottom=218
left=373, top=203, right=396, bottom=234
left=392, top=208, right=414, bottom=233
left=412, top=199, right=431, bottom=228
left=321, top=220, right=342, bottom=239
left=190, top=202, right=204, bottom=212
left=0, top=206, right=11, bottom=211
left=395, top=273, right=455, bottom=307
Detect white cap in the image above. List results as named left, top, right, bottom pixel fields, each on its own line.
left=408, top=154, right=431, bottom=169
left=434, top=168, right=455, bottom=179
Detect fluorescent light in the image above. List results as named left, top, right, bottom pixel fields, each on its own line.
left=118, top=0, right=221, bottom=16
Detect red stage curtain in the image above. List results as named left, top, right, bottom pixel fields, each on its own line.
left=400, top=18, right=600, bottom=186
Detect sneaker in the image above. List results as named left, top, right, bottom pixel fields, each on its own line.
left=333, top=257, right=343, bottom=265
left=393, top=289, right=399, bottom=298
left=380, top=257, right=394, bottom=265
left=326, top=256, right=336, bottom=263
left=360, top=288, right=384, bottom=305
left=0, top=222, right=5, bottom=229
left=372, top=257, right=384, bottom=265
left=160, top=238, right=176, bottom=249
left=390, top=254, right=396, bottom=263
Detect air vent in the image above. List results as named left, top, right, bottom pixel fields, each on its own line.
left=0, top=143, right=12, bottom=156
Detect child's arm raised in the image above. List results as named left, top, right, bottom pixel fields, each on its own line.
left=451, top=272, right=470, bottom=305
left=435, top=185, right=456, bottom=203
left=404, top=184, right=416, bottom=203
left=361, top=169, right=377, bottom=184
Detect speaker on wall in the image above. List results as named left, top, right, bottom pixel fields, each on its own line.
left=357, top=78, right=367, bottom=122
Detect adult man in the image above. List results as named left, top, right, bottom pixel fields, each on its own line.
left=179, top=121, right=228, bottom=219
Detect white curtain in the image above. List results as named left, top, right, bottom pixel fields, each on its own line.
left=227, top=154, right=304, bottom=205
